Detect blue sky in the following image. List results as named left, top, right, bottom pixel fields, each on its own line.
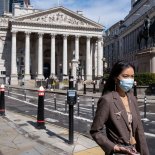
left=30, top=0, right=131, bottom=29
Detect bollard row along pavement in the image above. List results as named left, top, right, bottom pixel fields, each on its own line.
left=0, top=84, right=5, bottom=116
left=1, top=83, right=153, bottom=155
left=0, top=84, right=105, bottom=155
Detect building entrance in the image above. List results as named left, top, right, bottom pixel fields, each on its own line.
left=43, top=63, right=50, bottom=78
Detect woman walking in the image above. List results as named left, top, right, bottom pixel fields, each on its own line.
left=90, top=61, right=149, bottom=155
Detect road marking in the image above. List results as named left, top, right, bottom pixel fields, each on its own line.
left=8, top=92, right=38, bottom=99
left=45, top=118, right=59, bottom=123
left=138, top=104, right=150, bottom=108
left=140, top=112, right=155, bottom=115
left=6, top=95, right=93, bottom=123
left=75, top=106, right=96, bottom=112
left=141, top=118, right=149, bottom=121
left=145, top=132, right=155, bottom=137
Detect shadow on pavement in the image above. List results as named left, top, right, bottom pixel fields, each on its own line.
left=45, top=128, right=69, bottom=143
left=27, top=121, right=69, bottom=143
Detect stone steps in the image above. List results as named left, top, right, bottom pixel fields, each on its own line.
left=24, top=80, right=36, bottom=88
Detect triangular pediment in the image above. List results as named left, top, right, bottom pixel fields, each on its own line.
left=13, top=6, right=103, bottom=29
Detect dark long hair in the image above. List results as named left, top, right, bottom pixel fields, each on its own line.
left=102, top=60, right=135, bottom=95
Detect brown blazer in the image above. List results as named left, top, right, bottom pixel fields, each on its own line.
left=90, top=91, right=149, bottom=155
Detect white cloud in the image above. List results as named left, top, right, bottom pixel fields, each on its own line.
left=31, top=0, right=131, bottom=29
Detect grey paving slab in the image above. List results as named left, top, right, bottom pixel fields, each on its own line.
left=0, top=110, right=100, bottom=155
left=75, top=135, right=97, bottom=148
left=72, top=144, right=87, bottom=153
left=0, top=116, right=70, bottom=155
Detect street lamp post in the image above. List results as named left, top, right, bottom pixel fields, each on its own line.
left=92, top=67, right=95, bottom=80
left=77, top=61, right=82, bottom=82
left=102, top=57, right=106, bottom=74
left=59, top=63, right=62, bottom=81
left=69, top=62, right=72, bottom=78
left=104, top=62, right=108, bottom=73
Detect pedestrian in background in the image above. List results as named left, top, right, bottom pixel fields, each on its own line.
left=90, top=61, right=149, bottom=155
left=51, top=76, right=54, bottom=89
left=45, top=77, right=49, bottom=89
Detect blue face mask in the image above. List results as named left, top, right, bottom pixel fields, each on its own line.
left=119, top=78, right=134, bottom=92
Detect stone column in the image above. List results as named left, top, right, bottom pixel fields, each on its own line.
left=97, top=37, right=103, bottom=77
left=72, top=59, right=78, bottom=83
left=37, top=33, right=44, bottom=79
left=94, top=41, right=98, bottom=77
left=75, top=35, right=79, bottom=61
left=63, top=34, right=68, bottom=78
left=151, top=49, right=155, bottom=73
left=50, top=34, right=56, bottom=77
left=10, top=31, right=18, bottom=85
left=91, top=41, right=95, bottom=79
left=90, top=42, right=93, bottom=76
left=24, top=32, right=31, bottom=80
left=86, top=36, right=92, bottom=80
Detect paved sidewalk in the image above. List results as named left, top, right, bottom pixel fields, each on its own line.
left=0, top=110, right=104, bottom=155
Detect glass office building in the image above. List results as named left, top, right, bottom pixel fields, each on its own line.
left=0, top=0, right=9, bottom=15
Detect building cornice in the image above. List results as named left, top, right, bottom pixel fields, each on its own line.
left=136, top=47, right=155, bottom=57
left=125, top=0, right=148, bottom=21
left=10, top=20, right=103, bottom=33
left=120, top=6, right=155, bottom=36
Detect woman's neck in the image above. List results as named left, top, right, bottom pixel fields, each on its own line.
left=116, top=87, right=126, bottom=97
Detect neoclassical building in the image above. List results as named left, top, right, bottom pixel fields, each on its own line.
left=104, top=0, right=155, bottom=73
left=0, top=4, right=104, bottom=85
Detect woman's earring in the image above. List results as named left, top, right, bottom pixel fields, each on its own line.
left=115, top=83, right=116, bottom=91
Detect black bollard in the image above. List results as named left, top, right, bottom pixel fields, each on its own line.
left=0, top=84, right=5, bottom=116
left=92, top=97, right=95, bottom=118
left=83, top=80, right=86, bottom=94
left=144, top=96, right=147, bottom=118
left=69, top=76, right=74, bottom=144
left=69, top=76, right=74, bottom=89
left=69, top=103, right=74, bottom=144
left=65, top=96, right=67, bottom=113
left=37, top=86, right=46, bottom=129
left=103, top=80, right=106, bottom=88
left=24, top=89, right=26, bottom=101
left=68, top=76, right=76, bottom=144
left=77, top=96, right=80, bottom=116
left=54, top=94, right=57, bottom=110
left=133, top=81, right=137, bottom=98
left=93, top=80, right=96, bottom=94
left=8, top=86, right=9, bottom=96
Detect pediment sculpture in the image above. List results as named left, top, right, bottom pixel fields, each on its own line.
left=22, top=11, right=94, bottom=27
left=0, top=17, right=9, bottom=27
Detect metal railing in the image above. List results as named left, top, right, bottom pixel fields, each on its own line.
left=5, top=86, right=97, bottom=120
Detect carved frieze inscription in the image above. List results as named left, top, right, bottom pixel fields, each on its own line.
left=23, top=11, right=94, bottom=27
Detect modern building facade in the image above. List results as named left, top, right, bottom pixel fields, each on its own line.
left=0, top=0, right=30, bottom=15
left=0, top=4, right=104, bottom=85
left=104, top=0, right=155, bottom=73
left=0, top=0, right=9, bottom=15
left=9, top=0, right=30, bottom=12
